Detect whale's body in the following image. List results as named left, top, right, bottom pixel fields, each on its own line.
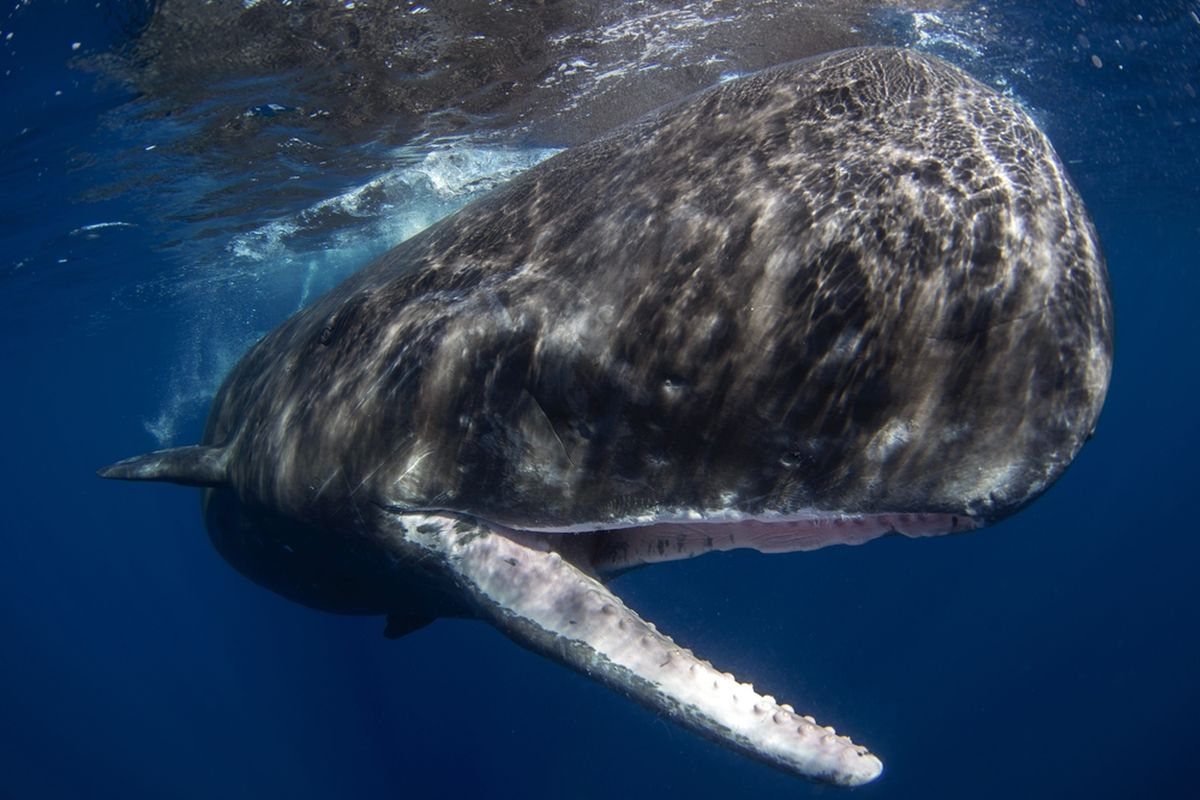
left=101, top=48, right=1112, bottom=785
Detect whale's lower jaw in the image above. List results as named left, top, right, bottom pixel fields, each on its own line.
left=386, top=512, right=884, bottom=787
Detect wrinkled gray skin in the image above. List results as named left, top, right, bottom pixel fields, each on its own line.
left=102, top=49, right=1112, bottom=785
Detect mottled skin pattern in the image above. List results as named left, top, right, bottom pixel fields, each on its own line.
left=206, top=47, right=1110, bottom=542
left=102, top=48, right=1112, bottom=785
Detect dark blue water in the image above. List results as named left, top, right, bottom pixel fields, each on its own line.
left=3, top=2, right=1198, bottom=798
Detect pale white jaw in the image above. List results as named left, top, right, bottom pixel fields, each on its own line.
left=391, top=511, right=890, bottom=786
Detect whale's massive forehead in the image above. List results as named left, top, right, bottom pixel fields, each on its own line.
left=205, top=48, right=1112, bottom=533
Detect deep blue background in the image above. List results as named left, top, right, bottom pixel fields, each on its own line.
left=2, top=2, right=1198, bottom=798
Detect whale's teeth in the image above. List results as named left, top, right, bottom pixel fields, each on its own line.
left=780, top=703, right=794, bottom=712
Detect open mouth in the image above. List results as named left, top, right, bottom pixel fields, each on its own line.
left=502, top=510, right=982, bottom=573
left=397, top=507, right=926, bottom=787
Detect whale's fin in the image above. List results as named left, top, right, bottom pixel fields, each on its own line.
left=383, top=613, right=435, bottom=639
left=388, top=512, right=883, bottom=787
left=97, top=445, right=229, bottom=487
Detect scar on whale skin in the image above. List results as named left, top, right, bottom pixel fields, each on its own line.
left=100, top=47, right=1112, bottom=787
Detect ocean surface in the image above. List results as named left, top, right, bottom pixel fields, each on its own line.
left=2, top=1, right=1198, bottom=798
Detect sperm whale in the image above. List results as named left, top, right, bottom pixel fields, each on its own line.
left=100, top=47, right=1112, bottom=785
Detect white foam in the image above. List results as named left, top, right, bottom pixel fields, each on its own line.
left=907, top=11, right=985, bottom=58
left=227, top=143, right=559, bottom=272
left=146, top=142, right=559, bottom=445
